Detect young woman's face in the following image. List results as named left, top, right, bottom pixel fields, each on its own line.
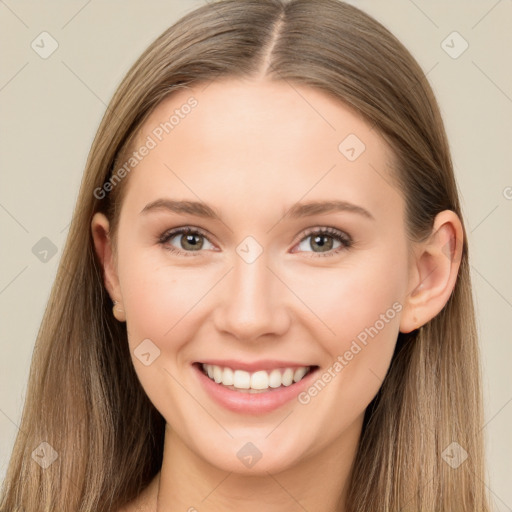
left=108, top=78, right=413, bottom=473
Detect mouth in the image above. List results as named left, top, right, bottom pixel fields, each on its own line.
left=194, top=362, right=319, bottom=394
left=192, top=361, right=320, bottom=414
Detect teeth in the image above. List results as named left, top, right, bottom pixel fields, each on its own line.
left=223, top=367, right=234, bottom=386
left=269, top=369, right=282, bottom=388
left=293, top=366, right=308, bottom=382
left=213, top=365, right=222, bottom=383
left=201, top=363, right=312, bottom=391
left=282, top=368, right=294, bottom=386
left=233, top=369, right=250, bottom=389
left=250, top=370, right=268, bottom=390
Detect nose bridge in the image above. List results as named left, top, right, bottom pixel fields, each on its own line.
left=214, top=248, right=289, bottom=341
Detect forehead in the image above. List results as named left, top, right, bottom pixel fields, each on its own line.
left=121, top=78, right=403, bottom=224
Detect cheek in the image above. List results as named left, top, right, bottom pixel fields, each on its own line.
left=116, top=251, right=209, bottom=421
left=119, top=255, right=205, bottom=345
left=291, top=245, right=406, bottom=405
left=291, top=246, right=405, bottom=343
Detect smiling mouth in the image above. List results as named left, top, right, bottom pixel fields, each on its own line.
left=194, top=362, right=319, bottom=393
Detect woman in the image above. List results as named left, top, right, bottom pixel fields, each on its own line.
left=0, top=0, right=491, bottom=510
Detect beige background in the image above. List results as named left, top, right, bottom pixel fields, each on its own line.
left=1, top=0, right=511, bottom=508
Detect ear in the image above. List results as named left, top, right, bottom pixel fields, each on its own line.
left=91, top=212, right=126, bottom=322
left=399, top=210, right=463, bottom=333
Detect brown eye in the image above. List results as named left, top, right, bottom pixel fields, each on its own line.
left=159, top=227, right=215, bottom=256
left=294, top=227, right=352, bottom=257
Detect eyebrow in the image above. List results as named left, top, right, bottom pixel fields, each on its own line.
left=140, top=198, right=374, bottom=221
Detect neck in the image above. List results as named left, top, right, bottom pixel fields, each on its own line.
left=156, top=415, right=363, bottom=512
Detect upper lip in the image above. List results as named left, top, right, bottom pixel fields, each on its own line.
left=196, top=359, right=317, bottom=372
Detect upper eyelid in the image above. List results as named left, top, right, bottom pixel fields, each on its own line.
left=299, top=226, right=351, bottom=240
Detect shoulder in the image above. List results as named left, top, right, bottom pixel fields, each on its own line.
left=116, top=472, right=160, bottom=512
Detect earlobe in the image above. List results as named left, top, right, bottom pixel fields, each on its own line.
left=91, top=212, right=126, bottom=322
left=399, top=210, right=463, bottom=333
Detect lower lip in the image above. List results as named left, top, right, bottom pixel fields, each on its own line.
left=193, top=363, right=319, bottom=415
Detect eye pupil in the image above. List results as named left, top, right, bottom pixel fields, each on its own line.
left=182, top=233, right=203, bottom=250
left=311, top=234, right=333, bottom=252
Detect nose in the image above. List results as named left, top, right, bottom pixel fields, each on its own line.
left=213, top=252, right=291, bottom=342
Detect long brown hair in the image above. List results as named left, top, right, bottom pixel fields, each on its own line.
left=0, top=1, right=491, bottom=510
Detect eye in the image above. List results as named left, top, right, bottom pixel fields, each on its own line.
left=292, top=227, right=352, bottom=257
left=158, top=226, right=352, bottom=257
left=158, top=227, right=216, bottom=257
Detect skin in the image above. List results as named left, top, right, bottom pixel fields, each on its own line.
left=91, top=77, right=463, bottom=512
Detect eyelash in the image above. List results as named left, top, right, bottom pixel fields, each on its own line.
left=157, top=226, right=353, bottom=258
